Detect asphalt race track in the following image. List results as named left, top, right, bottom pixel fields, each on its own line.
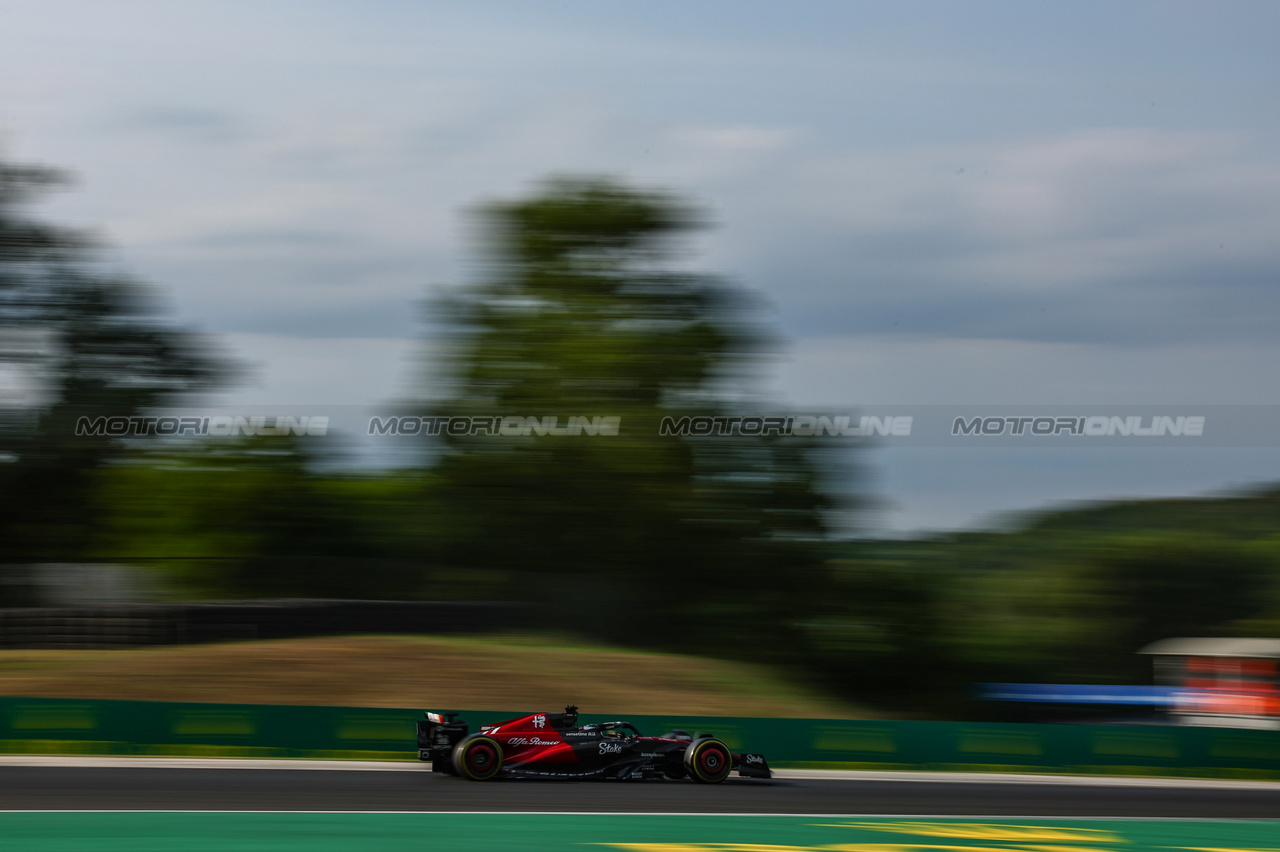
left=2, top=763, right=1279, bottom=817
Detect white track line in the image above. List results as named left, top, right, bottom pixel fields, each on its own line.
left=1, top=756, right=1279, bottom=790
left=777, top=768, right=1280, bottom=790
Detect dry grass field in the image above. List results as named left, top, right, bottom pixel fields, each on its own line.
left=0, top=634, right=865, bottom=718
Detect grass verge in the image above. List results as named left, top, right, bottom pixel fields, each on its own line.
left=0, top=633, right=866, bottom=717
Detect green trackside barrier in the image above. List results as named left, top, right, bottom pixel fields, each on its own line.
left=0, top=697, right=423, bottom=760
left=1, top=696, right=1278, bottom=778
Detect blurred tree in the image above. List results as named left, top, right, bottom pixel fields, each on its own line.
left=1087, top=535, right=1275, bottom=680
left=96, top=437, right=430, bottom=599
left=916, top=528, right=1279, bottom=697
left=427, top=176, right=837, bottom=654
left=0, top=159, right=231, bottom=593
left=804, top=555, right=958, bottom=708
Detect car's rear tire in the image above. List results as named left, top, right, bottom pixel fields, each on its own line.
left=683, top=738, right=731, bottom=783
left=452, top=735, right=503, bottom=781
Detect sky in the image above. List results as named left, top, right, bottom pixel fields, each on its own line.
left=3, top=0, right=1279, bottom=533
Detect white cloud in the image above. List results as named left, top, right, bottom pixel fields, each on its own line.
left=765, top=334, right=1280, bottom=407
left=747, top=128, right=1280, bottom=292
left=5, top=1, right=1280, bottom=529
left=197, top=334, right=420, bottom=407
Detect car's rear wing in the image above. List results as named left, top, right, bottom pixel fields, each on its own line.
left=416, top=711, right=469, bottom=761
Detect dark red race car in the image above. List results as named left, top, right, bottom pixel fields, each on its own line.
left=416, top=705, right=772, bottom=782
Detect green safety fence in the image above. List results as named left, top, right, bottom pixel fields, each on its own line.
left=1, top=696, right=1278, bottom=778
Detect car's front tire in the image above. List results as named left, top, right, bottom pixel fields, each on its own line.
left=452, top=735, right=503, bottom=781
left=683, top=738, right=731, bottom=783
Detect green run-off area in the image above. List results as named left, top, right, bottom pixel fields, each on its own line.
left=0, top=814, right=1277, bottom=852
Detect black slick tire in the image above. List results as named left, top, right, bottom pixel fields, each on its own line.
left=683, top=738, right=731, bottom=783
left=452, top=735, right=503, bottom=781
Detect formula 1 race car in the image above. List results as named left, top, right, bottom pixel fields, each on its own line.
left=416, top=705, right=772, bottom=782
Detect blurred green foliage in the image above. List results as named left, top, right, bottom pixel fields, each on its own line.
left=423, top=177, right=836, bottom=656
left=92, top=438, right=437, bottom=599
left=0, top=161, right=231, bottom=587
left=815, top=491, right=1280, bottom=712
left=4, top=159, right=1280, bottom=714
